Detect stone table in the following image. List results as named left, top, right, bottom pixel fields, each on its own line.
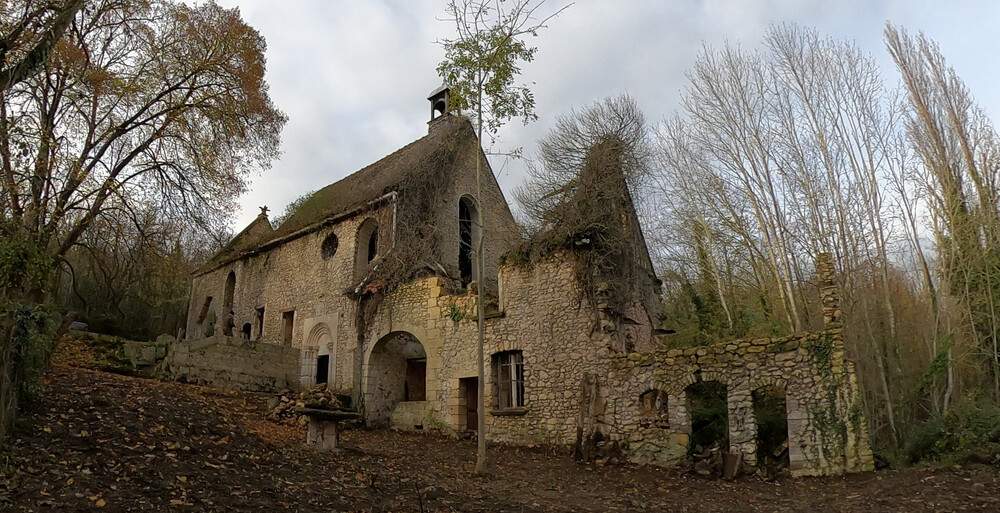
left=297, top=408, right=361, bottom=450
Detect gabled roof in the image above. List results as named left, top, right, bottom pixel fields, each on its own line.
left=197, top=210, right=274, bottom=273
left=196, top=115, right=477, bottom=275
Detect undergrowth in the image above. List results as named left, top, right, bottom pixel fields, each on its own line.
left=904, top=398, right=1000, bottom=466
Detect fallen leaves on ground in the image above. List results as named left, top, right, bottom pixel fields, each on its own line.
left=1, top=365, right=998, bottom=512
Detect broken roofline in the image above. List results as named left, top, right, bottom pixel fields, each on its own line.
left=194, top=191, right=398, bottom=277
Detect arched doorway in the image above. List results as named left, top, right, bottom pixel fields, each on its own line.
left=365, top=331, right=426, bottom=427
left=686, top=380, right=729, bottom=456
left=300, top=323, right=335, bottom=388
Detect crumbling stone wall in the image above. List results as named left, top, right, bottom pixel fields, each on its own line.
left=605, top=330, right=874, bottom=476
left=361, top=251, right=656, bottom=442
left=360, top=251, right=872, bottom=476
left=160, top=336, right=300, bottom=391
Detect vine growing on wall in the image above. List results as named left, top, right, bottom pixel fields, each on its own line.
left=349, top=122, right=470, bottom=327
left=513, top=95, right=658, bottom=347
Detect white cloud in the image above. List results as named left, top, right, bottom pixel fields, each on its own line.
left=214, top=0, right=1000, bottom=228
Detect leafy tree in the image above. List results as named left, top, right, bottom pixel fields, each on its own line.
left=437, top=0, right=568, bottom=473
left=0, top=0, right=285, bottom=438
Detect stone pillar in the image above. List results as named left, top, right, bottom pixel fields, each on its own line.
left=785, top=396, right=808, bottom=475
left=843, top=361, right=876, bottom=472
left=299, top=348, right=317, bottom=389
left=727, top=382, right=757, bottom=465
left=307, top=419, right=340, bottom=450
left=667, top=392, right=691, bottom=456
left=667, top=393, right=690, bottom=434
left=816, top=253, right=842, bottom=329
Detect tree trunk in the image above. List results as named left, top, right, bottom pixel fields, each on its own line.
left=474, top=78, right=487, bottom=475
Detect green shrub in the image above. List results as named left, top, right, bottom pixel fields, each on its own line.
left=8, top=302, right=58, bottom=410
left=905, top=398, right=1000, bottom=466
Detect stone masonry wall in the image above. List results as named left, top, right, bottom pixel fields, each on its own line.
left=361, top=251, right=873, bottom=476
left=185, top=121, right=520, bottom=403
left=161, top=336, right=300, bottom=392
left=185, top=203, right=395, bottom=397
left=605, top=330, right=874, bottom=476
left=363, top=252, right=662, bottom=444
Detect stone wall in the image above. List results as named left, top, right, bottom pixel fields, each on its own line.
left=185, top=121, right=520, bottom=404
left=361, top=252, right=658, bottom=442
left=358, top=251, right=872, bottom=476
left=160, top=336, right=300, bottom=391
left=605, top=330, right=874, bottom=476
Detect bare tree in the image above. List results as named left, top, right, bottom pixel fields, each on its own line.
left=886, top=24, right=1000, bottom=398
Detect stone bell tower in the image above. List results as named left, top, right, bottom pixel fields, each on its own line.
left=427, top=84, right=453, bottom=133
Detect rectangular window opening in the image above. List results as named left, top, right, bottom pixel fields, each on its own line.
left=281, top=310, right=294, bottom=346
left=493, top=351, right=524, bottom=410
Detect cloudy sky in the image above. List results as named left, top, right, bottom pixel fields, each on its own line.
left=213, top=0, right=1000, bottom=229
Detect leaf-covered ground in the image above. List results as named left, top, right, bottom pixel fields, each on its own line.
left=2, top=366, right=999, bottom=512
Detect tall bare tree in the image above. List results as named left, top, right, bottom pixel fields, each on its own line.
left=886, top=24, right=1000, bottom=398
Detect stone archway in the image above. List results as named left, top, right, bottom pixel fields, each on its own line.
left=365, top=331, right=426, bottom=428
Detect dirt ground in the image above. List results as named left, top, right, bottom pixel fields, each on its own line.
left=2, top=366, right=998, bottom=512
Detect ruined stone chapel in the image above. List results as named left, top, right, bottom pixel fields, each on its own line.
left=173, top=87, right=874, bottom=476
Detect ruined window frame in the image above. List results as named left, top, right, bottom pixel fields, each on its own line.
left=281, top=309, right=295, bottom=346
left=493, top=350, right=525, bottom=410
left=355, top=217, right=379, bottom=279
left=639, top=389, right=669, bottom=426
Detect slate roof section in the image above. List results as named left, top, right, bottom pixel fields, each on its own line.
left=196, top=115, right=477, bottom=275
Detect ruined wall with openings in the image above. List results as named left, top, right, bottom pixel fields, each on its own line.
left=605, top=329, right=874, bottom=476
left=360, top=252, right=872, bottom=476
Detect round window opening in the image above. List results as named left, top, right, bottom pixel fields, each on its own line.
left=321, top=233, right=339, bottom=260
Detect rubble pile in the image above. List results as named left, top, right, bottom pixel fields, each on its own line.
left=267, top=384, right=351, bottom=426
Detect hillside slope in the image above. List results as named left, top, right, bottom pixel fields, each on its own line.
left=1, top=366, right=997, bottom=512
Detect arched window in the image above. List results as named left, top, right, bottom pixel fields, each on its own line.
left=355, top=218, right=379, bottom=278
left=368, top=228, right=378, bottom=261
left=458, top=196, right=479, bottom=284
left=223, top=271, right=236, bottom=311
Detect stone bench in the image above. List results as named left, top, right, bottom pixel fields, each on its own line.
left=298, top=408, right=361, bottom=450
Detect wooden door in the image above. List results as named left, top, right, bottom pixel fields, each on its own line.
left=463, top=377, right=478, bottom=432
